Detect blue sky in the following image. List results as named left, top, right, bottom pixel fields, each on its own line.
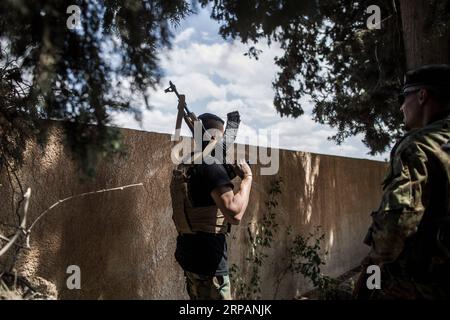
left=112, top=6, right=388, bottom=162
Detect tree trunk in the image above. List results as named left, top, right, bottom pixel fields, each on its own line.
left=399, top=0, right=450, bottom=69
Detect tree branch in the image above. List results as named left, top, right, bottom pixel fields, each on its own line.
left=25, top=183, right=144, bottom=247
left=0, top=188, right=30, bottom=257
left=0, top=149, right=25, bottom=225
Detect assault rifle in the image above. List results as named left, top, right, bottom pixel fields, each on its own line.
left=165, top=81, right=243, bottom=179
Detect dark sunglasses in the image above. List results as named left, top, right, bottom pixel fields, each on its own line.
left=398, top=89, right=421, bottom=105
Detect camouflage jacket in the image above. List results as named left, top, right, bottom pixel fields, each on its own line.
left=363, top=113, right=450, bottom=298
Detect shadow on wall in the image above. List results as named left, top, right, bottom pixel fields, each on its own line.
left=1, top=126, right=386, bottom=300
left=228, top=147, right=378, bottom=299
left=227, top=148, right=326, bottom=299
left=268, top=150, right=327, bottom=299
left=56, top=174, right=143, bottom=299
left=16, top=128, right=144, bottom=299
left=12, top=126, right=185, bottom=299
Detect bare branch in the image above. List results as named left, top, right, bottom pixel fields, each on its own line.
left=25, top=183, right=144, bottom=245
left=0, top=234, right=11, bottom=242
left=0, top=149, right=25, bottom=224
left=0, top=188, right=31, bottom=257
left=1, top=233, right=30, bottom=250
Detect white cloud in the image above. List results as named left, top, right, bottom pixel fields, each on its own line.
left=110, top=7, right=388, bottom=161
left=169, top=73, right=227, bottom=102
left=160, top=39, right=282, bottom=89
left=205, top=99, right=245, bottom=118
left=174, top=27, right=195, bottom=44
left=235, top=122, right=263, bottom=147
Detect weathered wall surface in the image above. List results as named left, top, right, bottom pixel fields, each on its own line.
left=0, top=125, right=387, bottom=299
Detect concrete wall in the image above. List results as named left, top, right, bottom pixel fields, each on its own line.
left=0, top=125, right=387, bottom=299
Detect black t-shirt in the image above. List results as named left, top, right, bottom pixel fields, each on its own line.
left=175, top=160, right=234, bottom=276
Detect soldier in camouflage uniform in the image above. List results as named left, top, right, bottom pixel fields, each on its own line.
left=354, top=65, right=450, bottom=299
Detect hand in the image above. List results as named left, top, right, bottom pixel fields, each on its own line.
left=234, top=159, right=252, bottom=179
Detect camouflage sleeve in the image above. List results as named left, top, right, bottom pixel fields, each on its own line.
left=366, top=141, right=429, bottom=265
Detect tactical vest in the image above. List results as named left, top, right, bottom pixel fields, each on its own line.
left=170, top=163, right=229, bottom=235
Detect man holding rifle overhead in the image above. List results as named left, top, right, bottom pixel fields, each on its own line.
left=167, top=82, right=253, bottom=300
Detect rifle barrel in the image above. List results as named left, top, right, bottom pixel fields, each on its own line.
left=168, top=81, right=192, bottom=114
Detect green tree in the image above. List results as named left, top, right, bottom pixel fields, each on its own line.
left=0, top=0, right=191, bottom=175
left=2, top=0, right=449, bottom=172
left=199, top=0, right=450, bottom=154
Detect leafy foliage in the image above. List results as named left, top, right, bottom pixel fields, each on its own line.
left=198, top=0, right=449, bottom=154
left=230, top=177, right=339, bottom=299
left=284, top=226, right=338, bottom=299
left=2, top=0, right=450, bottom=174
left=0, top=0, right=191, bottom=175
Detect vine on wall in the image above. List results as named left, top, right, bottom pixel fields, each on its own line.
left=230, top=177, right=339, bottom=300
